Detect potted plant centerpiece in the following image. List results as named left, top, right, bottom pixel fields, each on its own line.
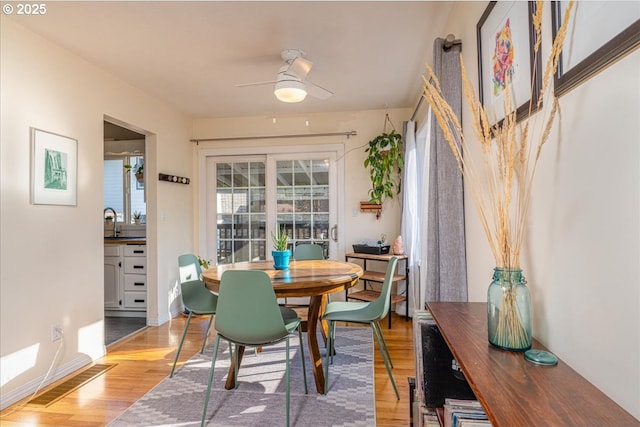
left=364, top=116, right=403, bottom=209
left=271, top=225, right=291, bottom=270
left=133, top=211, right=142, bottom=225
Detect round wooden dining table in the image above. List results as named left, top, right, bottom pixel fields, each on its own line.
left=202, top=259, right=363, bottom=394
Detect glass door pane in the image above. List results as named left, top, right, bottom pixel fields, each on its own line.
left=276, top=159, right=331, bottom=258
left=215, top=161, right=266, bottom=264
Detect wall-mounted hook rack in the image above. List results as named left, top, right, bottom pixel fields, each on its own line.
left=159, top=173, right=190, bottom=185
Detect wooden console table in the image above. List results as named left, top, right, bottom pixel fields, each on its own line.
left=345, top=252, right=409, bottom=328
left=426, top=302, right=639, bottom=426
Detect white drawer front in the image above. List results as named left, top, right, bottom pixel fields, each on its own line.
left=123, top=245, right=146, bottom=257
left=104, top=245, right=121, bottom=257
left=124, top=275, right=147, bottom=291
left=123, top=292, right=147, bottom=309
left=124, top=257, right=147, bottom=274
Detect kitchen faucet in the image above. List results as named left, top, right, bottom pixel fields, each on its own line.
left=104, top=207, right=118, bottom=237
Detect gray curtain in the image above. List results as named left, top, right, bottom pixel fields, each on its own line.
left=425, top=38, right=468, bottom=302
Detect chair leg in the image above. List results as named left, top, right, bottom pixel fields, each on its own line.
left=285, top=336, right=290, bottom=427
left=297, top=325, right=308, bottom=394
left=373, top=320, right=394, bottom=368
left=323, top=320, right=333, bottom=393
left=170, top=312, right=193, bottom=378
left=233, top=344, right=240, bottom=389
left=200, top=314, right=215, bottom=353
left=370, top=322, right=400, bottom=400
left=332, top=320, right=336, bottom=353
left=201, top=335, right=221, bottom=427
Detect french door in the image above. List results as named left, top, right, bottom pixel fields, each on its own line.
left=204, top=150, right=339, bottom=265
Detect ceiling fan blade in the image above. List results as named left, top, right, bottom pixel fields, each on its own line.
left=234, top=80, right=276, bottom=88
left=287, top=57, right=313, bottom=79
left=305, top=81, right=333, bottom=100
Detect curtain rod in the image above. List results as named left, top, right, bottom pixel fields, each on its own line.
left=191, top=130, right=357, bottom=143
left=411, top=94, right=425, bottom=122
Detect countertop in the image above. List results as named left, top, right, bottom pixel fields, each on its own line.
left=104, top=237, right=147, bottom=245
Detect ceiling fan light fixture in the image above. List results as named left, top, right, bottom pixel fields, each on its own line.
left=274, top=80, right=307, bottom=103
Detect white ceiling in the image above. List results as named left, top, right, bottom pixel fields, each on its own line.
left=9, top=1, right=454, bottom=119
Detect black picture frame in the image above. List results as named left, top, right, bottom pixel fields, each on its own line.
left=477, top=1, right=541, bottom=126
left=552, top=2, right=640, bottom=97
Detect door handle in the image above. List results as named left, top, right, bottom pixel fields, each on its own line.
left=330, top=224, right=338, bottom=242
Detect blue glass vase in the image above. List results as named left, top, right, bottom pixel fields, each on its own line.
left=487, top=268, right=532, bottom=351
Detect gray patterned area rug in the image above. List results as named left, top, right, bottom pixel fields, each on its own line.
left=109, top=327, right=375, bottom=426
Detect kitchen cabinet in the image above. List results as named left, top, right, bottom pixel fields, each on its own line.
left=104, top=245, right=121, bottom=309
left=122, top=245, right=147, bottom=310
left=104, top=243, right=147, bottom=313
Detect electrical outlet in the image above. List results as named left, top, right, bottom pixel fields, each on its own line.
left=51, top=323, right=62, bottom=342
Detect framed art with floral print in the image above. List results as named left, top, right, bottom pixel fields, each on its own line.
left=31, top=128, right=78, bottom=206
left=477, top=1, right=541, bottom=126
left=552, top=1, right=640, bottom=97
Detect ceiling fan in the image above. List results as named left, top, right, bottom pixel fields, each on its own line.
left=235, top=49, right=333, bottom=103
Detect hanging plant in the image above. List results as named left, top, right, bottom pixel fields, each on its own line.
left=125, top=162, right=144, bottom=183
left=364, top=115, right=403, bottom=204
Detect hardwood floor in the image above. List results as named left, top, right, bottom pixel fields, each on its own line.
left=0, top=312, right=415, bottom=426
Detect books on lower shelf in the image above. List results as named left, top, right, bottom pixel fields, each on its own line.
left=443, top=399, right=491, bottom=427
left=418, top=407, right=440, bottom=427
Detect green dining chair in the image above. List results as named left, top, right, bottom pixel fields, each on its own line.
left=201, top=270, right=308, bottom=427
left=170, top=254, right=217, bottom=378
left=322, top=256, right=400, bottom=400
left=293, top=243, right=324, bottom=260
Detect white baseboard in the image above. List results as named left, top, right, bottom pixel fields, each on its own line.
left=0, top=354, right=92, bottom=411
left=147, top=310, right=172, bottom=327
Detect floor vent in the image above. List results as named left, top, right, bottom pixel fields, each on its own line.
left=28, top=364, right=116, bottom=407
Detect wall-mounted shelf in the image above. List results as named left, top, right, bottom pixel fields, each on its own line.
left=359, top=201, right=382, bottom=219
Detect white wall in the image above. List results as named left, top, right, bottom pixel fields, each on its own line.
left=0, top=17, right=193, bottom=408
left=444, top=2, right=639, bottom=419
left=192, top=109, right=410, bottom=258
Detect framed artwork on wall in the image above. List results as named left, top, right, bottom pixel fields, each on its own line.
left=552, top=1, right=640, bottom=97
left=477, top=1, right=541, bottom=126
left=31, top=128, right=78, bottom=206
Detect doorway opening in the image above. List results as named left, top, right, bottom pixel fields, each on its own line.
left=103, top=120, right=148, bottom=345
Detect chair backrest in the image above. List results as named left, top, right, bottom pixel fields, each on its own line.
left=369, top=256, right=399, bottom=320
left=180, top=279, right=218, bottom=313
left=293, top=244, right=324, bottom=260
left=178, top=253, right=202, bottom=283
left=178, top=254, right=217, bottom=313
left=215, top=270, right=288, bottom=345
